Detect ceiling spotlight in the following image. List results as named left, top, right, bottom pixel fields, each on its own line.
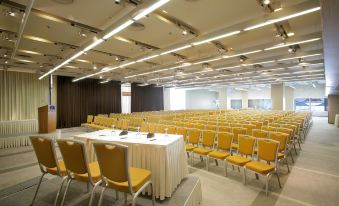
left=262, top=0, right=270, bottom=5
left=5, top=60, right=9, bottom=64
left=78, top=30, right=87, bottom=37
left=239, top=55, right=247, bottom=62
left=93, top=64, right=97, bottom=70
left=182, top=29, right=188, bottom=36
left=114, top=0, right=121, bottom=4
left=287, top=32, right=295, bottom=37
left=99, top=75, right=103, bottom=79
left=115, top=56, right=120, bottom=61
left=4, top=9, right=18, bottom=17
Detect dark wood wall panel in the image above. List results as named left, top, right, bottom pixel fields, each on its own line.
left=131, top=83, right=164, bottom=112
left=57, top=76, right=121, bottom=128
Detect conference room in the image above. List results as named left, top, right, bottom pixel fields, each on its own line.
left=1, top=0, right=339, bottom=205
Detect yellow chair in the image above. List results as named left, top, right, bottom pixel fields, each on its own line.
left=205, top=124, right=217, bottom=131
left=261, top=126, right=277, bottom=132
left=207, top=132, right=233, bottom=172
left=186, top=129, right=201, bottom=165
left=252, top=129, right=269, bottom=139
left=270, top=132, right=290, bottom=172
left=231, top=127, right=247, bottom=150
left=244, top=138, right=282, bottom=195
left=218, top=126, right=232, bottom=133
left=225, top=135, right=256, bottom=179
left=243, top=124, right=256, bottom=136
left=57, top=139, right=101, bottom=206
left=155, top=124, right=166, bottom=134
left=166, top=125, right=176, bottom=134
left=91, top=143, right=155, bottom=206
left=140, top=122, right=148, bottom=133
left=148, top=123, right=157, bottom=133
left=29, top=136, right=67, bottom=206
left=177, top=127, right=188, bottom=142
left=192, top=130, right=215, bottom=167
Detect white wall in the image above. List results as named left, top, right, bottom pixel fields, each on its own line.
left=185, top=89, right=218, bottom=110
left=170, top=88, right=186, bottom=110
left=121, top=83, right=131, bottom=113
left=248, top=87, right=271, bottom=99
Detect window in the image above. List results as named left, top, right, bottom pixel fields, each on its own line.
left=294, top=98, right=328, bottom=112
left=230, top=99, right=242, bottom=109
left=248, top=99, right=272, bottom=109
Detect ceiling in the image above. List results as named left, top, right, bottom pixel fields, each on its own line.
left=0, top=0, right=325, bottom=88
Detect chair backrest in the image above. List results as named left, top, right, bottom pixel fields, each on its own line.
left=261, top=126, right=277, bottom=132
left=276, top=127, right=293, bottom=140
left=270, top=132, right=288, bottom=152
left=194, top=124, right=205, bottom=130
left=148, top=123, right=156, bottom=133
left=87, top=115, right=93, bottom=123
left=156, top=124, right=166, bottom=133
left=140, top=122, right=148, bottom=132
left=30, top=136, right=59, bottom=172
left=57, top=139, right=89, bottom=176
left=243, top=124, right=256, bottom=136
left=257, top=138, right=279, bottom=163
left=177, top=127, right=187, bottom=141
left=217, top=132, right=233, bottom=150
left=252, top=129, right=269, bottom=139
left=202, top=130, right=215, bottom=147
left=167, top=125, right=176, bottom=134
left=205, top=124, right=217, bottom=131
left=232, top=127, right=247, bottom=143
left=188, top=129, right=201, bottom=144
left=93, top=143, right=133, bottom=193
left=218, top=126, right=232, bottom=133
left=238, top=135, right=256, bottom=156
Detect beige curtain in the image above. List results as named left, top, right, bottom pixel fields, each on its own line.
left=0, top=70, right=49, bottom=121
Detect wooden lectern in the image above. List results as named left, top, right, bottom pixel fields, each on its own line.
left=38, top=105, right=56, bottom=133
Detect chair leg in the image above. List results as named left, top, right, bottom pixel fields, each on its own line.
left=224, top=161, right=228, bottom=177
left=98, top=186, right=107, bottom=206
left=53, top=176, right=67, bottom=206
left=30, top=173, right=45, bottom=206
left=206, top=156, right=209, bottom=171
left=89, top=180, right=102, bottom=206
left=285, top=158, right=290, bottom=173
left=150, top=182, right=155, bottom=206
left=191, top=152, right=194, bottom=166
left=60, top=178, right=72, bottom=206
left=132, top=194, right=137, bottom=206
left=289, top=149, right=294, bottom=163
left=243, top=167, right=246, bottom=185
left=265, top=175, right=269, bottom=196
left=276, top=171, right=282, bottom=188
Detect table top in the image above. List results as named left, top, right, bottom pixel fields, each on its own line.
left=75, top=129, right=183, bottom=146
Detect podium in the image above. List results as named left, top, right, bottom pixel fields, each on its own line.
left=38, top=105, right=56, bottom=133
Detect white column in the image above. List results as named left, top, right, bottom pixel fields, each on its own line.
left=216, top=88, right=228, bottom=109
left=163, top=87, right=171, bottom=111
left=271, top=83, right=284, bottom=110
left=241, top=91, right=248, bottom=109
left=284, top=86, right=295, bottom=111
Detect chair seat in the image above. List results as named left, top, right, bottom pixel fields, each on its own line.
left=245, top=161, right=275, bottom=174
left=226, top=155, right=251, bottom=166
left=193, top=147, right=212, bottom=155
left=46, top=160, right=67, bottom=176
left=208, top=151, right=230, bottom=159
left=107, top=167, right=151, bottom=193
left=74, top=162, right=101, bottom=183
left=277, top=152, right=285, bottom=159
left=231, top=143, right=239, bottom=149
left=186, top=144, right=196, bottom=151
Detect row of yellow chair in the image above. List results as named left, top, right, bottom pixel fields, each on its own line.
left=29, top=136, right=154, bottom=206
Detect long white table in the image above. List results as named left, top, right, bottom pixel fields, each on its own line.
left=74, top=129, right=188, bottom=200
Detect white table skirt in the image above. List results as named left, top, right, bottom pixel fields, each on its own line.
left=74, top=130, right=188, bottom=200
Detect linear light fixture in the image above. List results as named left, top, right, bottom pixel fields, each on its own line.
left=160, top=45, right=192, bottom=55
left=100, top=79, right=110, bottom=84
left=18, top=49, right=43, bottom=55
left=193, top=57, right=222, bottom=65
left=278, top=53, right=322, bottom=61
left=244, top=7, right=321, bottom=31
left=119, top=61, right=136, bottom=68
left=264, top=38, right=321, bottom=51
left=136, top=54, right=159, bottom=62
left=103, top=20, right=134, bottom=40
left=83, top=39, right=104, bottom=51
left=192, top=30, right=241, bottom=46
left=223, top=50, right=262, bottom=58
left=133, top=0, right=170, bottom=21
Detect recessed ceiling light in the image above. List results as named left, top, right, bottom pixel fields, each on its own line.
left=182, top=29, right=188, bottom=36
left=287, top=32, right=295, bottom=37
left=263, top=0, right=270, bottom=5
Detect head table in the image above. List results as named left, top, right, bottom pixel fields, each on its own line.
left=74, top=129, right=188, bottom=200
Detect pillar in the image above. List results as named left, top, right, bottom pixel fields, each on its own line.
left=271, top=83, right=284, bottom=110
left=216, top=88, right=228, bottom=109
left=284, top=86, right=295, bottom=111
left=241, top=91, right=248, bottom=109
